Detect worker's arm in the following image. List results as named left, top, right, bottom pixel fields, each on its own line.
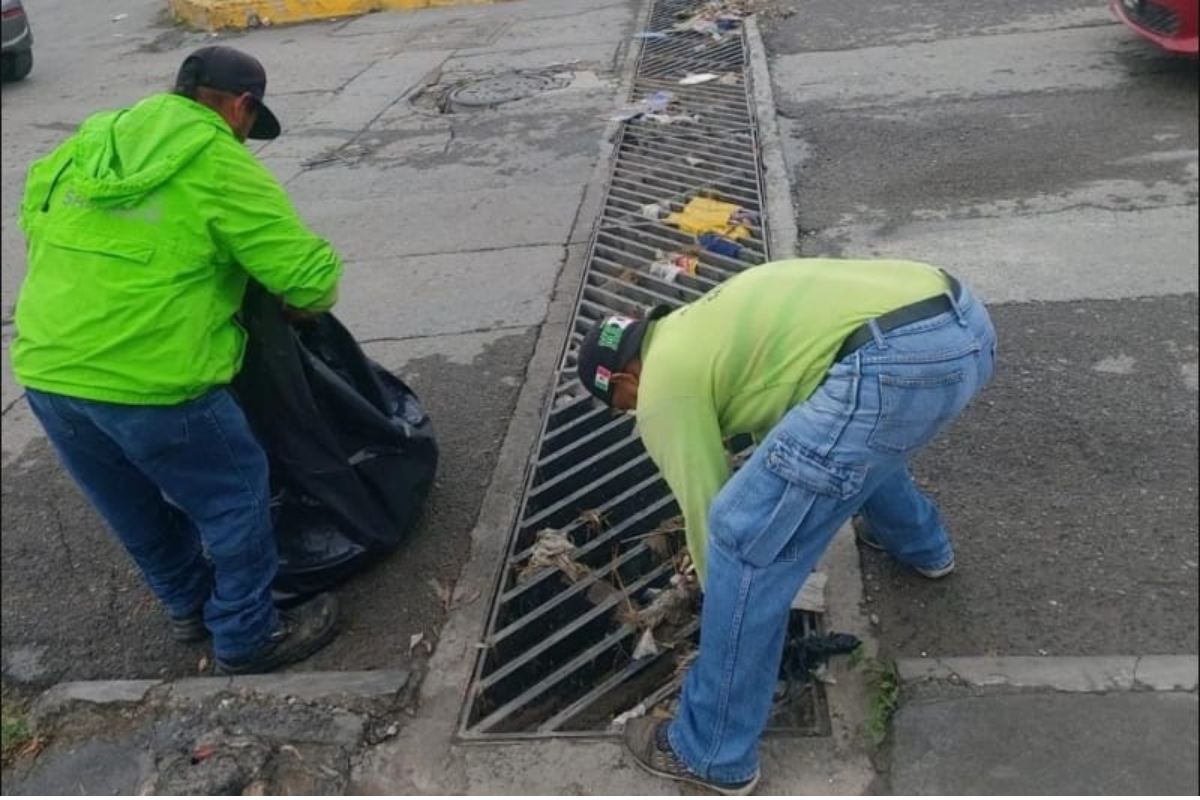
left=636, top=396, right=730, bottom=584
left=208, top=143, right=343, bottom=311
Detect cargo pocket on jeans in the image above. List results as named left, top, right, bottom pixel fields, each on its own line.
left=719, top=433, right=865, bottom=569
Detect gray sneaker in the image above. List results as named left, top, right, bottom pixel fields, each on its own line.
left=852, top=516, right=955, bottom=579
left=623, top=717, right=759, bottom=796
left=215, top=594, right=340, bottom=676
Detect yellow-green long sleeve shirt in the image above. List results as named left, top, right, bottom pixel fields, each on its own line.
left=635, top=258, right=949, bottom=582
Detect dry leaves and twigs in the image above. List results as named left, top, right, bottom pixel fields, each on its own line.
left=16, top=735, right=47, bottom=761
left=578, top=508, right=610, bottom=536
left=409, top=632, right=432, bottom=656
left=620, top=574, right=699, bottom=631
left=631, top=515, right=686, bottom=558
left=518, top=528, right=590, bottom=583
left=429, top=577, right=482, bottom=612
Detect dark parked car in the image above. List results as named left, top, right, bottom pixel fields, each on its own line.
left=1, top=0, right=33, bottom=81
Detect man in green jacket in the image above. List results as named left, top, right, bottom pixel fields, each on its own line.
left=575, top=258, right=997, bottom=794
left=12, top=46, right=343, bottom=675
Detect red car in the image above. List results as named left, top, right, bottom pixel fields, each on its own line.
left=1111, top=0, right=1199, bottom=56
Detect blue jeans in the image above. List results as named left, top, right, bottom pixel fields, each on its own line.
left=25, top=387, right=278, bottom=661
left=668, top=283, right=997, bottom=783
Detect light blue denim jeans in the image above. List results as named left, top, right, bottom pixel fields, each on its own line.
left=25, top=387, right=278, bottom=661
left=668, top=283, right=997, bottom=784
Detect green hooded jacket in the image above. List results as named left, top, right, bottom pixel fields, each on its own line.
left=12, top=93, right=343, bottom=405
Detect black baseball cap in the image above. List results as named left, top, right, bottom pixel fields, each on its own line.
left=576, top=305, right=672, bottom=405
left=174, top=46, right=281, bottom=140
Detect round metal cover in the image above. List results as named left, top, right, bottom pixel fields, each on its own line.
left=448, top=72, right=563, bottom=110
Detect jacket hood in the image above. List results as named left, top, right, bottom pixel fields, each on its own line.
left=70, top=94, right=229, bottom=207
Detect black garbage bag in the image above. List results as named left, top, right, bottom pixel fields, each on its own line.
left=232, top=282, right=438, bottom=601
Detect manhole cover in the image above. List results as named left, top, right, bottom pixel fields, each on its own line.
left=448, top=72, right=564, bottom=110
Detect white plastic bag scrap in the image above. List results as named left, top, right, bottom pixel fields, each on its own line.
left=610, top=702, right=648, bottom=732
left=632, top=628, right=661, bottom=660
left=640, top=202, right=665, bottom=220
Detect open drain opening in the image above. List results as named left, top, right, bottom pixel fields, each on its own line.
left=461, top=0, right=830, bottom=740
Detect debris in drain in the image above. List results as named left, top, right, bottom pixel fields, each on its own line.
left=643, top=112, right=701, bottom=125
left=648, top=251, right=700, bottom=284
left=666, top=197, right=752, bottom=240
left=680, top=72, right=719, bottom=86
left=640, top=202, right=666, bottom=220
left=672, top=0, right=759, bottom=39
left=698, top=233, right=743, bottom=259
left=622, top=574, right=699, bottom=631
left=611, top=702, right=649, bottom=730
left=792, top=570, right=828, bottom=613
left=779, top=632, right=861, bottom=687
left=579, top=508, right=609, bottom=535
left=632, top=629, right=661, bottom=660
left=633, top=31, right=669, bottom=40
left=624, top=514, right=687, bottom=557
left=608, top=90, right=675, bottom=121
left=518, top=528, right=590, bottom=583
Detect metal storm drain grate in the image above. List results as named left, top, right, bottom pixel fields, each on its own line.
left=460, top=0, right=829, bottom=740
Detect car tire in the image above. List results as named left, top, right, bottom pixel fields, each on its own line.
left=2, top=50, right=33, bottom=81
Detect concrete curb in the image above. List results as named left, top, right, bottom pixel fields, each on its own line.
left=744, top=16, right=798, bottom=259
left=347, top=3, right=652, bottom=792
left=168, top=0, right=505, bottom=31
left=743, top=19, right=876, bottom=785
left=897, top=655, right=1199, bottom=693
left=30, top=670, right=412, bottom=728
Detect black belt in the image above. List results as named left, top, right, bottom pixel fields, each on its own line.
left=836, top=275, right=963, bottom=362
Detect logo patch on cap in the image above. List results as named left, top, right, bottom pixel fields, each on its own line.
left=594, top=366, right=613, bottom=392
left=597, top=316, right=635, bottom=351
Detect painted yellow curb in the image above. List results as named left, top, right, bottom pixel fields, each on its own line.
left=169, top=0, right=499, bottom=31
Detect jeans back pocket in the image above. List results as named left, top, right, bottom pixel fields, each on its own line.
left=867, top=368, right=970, bottom=456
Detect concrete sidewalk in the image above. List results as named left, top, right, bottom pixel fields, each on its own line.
left=5, top=653, right=1196, bottom=794
left=886, top=656, right=1199, bottom=795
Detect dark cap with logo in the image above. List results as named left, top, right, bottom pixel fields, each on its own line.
left=575, top=305, right=672, bottom=406
left=174, top=46, right=281, bottom=140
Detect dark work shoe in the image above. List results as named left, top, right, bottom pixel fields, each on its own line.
left=852, top=516, right=955, bottom=579
left=169, top=613, right=209, bottom=643
left=214, top=594, right=340, bottom=676
left=623, top=717, right=759, bottom=796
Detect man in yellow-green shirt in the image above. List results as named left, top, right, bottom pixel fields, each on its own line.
left=576, top=258, right=996, bottom=794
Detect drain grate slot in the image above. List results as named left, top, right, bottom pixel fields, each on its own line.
left=460, top=0, right=827, bottom=740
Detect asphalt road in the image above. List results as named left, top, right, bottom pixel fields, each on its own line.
left=762, top=0, right=1199, bottom=657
